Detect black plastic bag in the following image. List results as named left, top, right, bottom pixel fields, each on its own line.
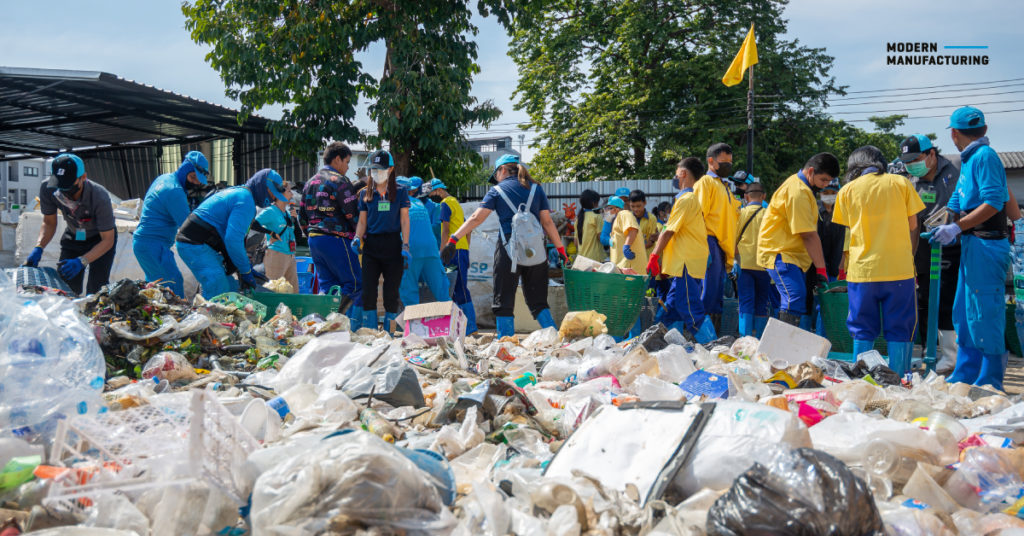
left=629, top=323, right=669, bottom=353
left=706, top=448, right=884, bottom=536
left=344, top=362, right=426, bottom=408
left=867, top=364, right=902, bottom=386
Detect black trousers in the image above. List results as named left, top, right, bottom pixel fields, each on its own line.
left=492, top=244, right=549, bottom=318
left=59, top=233, right=118, bottom=296
left=361, top=232, right=404, bottom=314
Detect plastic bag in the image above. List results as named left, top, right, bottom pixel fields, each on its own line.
left=558, top=311, right=608, bottom=340
left=706, top=448, right=885, bottom=535
left=141, top=351, right=198, bottom=382
left=523, top=326, right=560, bottom=349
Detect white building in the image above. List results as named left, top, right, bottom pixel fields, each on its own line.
left=1, top=158, right=46, bottom=211
left=466, top=136, right=521, bottom=170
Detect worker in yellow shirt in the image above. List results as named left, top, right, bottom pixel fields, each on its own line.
left=604, top=196, right=648, bottom=274
left=647, top=157, right=716, bottom=343
left=628, top=190, right=660, bottom=251
left=432, top=178, right=477, bottom=334
left=757, top=153, right=840, bottom=327
left=734, top=182, right=772, bottom=337
left=833, top=146, right=925, bottom=379
left=575, top=189, right=606, bottom=262
left=694, top=143, right=740, bottom=332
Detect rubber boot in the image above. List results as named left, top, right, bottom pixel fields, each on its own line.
left=936, top=330, right=958, bottom=373
left=886, top=341, right=913, bottom=380
left=458, top=302, right=478, bottom=335
left=852, top=339, right=874, bottom=360
left=947, top=346, right=983, bottom=385
left=627, top=318, right=643, bottom=340
left=799, top=314, right=813, bottom=331
left=778, top=311, right=801, bottom=327
left=496, top=316, right=515, bottom=338
left=753, top=316, right=769, bottom=338
left=709, top=313, right=722, bottom=335
left=536, top=309, right=556, bottom=330
left=974, top=352, right=1009, bottom=392
left=694, top=316, right=717, bottom=344
left=362, top=310, right=379, bottom=332
left=384, top=312, right=398, bottom=335
left=347, top=306, right=363, bottom=332
left=738, top=313, right=754, bottom=337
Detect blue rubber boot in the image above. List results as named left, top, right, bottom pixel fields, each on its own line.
left=347, top=306, right=363, bottom=332
left=694, top=316, right=717, bottom=344
left=852, top=339, right=874, bottom=360
left=948, top=346, right=983, bottom=385
left=799, top=314, right=813, bottom=331
left=384, top=312, right=399, bottom=335
left=458, top=302, right=478, bottom=335
left=536, top=309, right=556, bottom=330
left=738, top=313, right=754, bottom=337
left=974, top=352, right=1008, bottom=392
left=627, top=318, right=643, bottom=339
left=887, top=341, right=913, bottom=380
left=496, top=316, right=515, bottom=338
left=363, top=310, right=379, bottom=332
left=753, top=316, right=769, bottom=338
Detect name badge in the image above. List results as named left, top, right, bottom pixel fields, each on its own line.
left=75, top=228, right=86, bottom=241
left=919, top=190, right=936, bottom=204
left=378, top=200, right=391, bottom=212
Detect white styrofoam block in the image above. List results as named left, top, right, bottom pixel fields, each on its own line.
left=755, top=317, right=831, bottom=367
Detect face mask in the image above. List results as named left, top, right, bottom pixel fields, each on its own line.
left=820, top=194, right=837, bottom=205
left=372, top=169, right=389, bottom=185
left=715, top=162, right=733, bottom=178
left=59, top=181, right=81, bottom=197
left=429, top=194, right=442, bottom=202
left=905, top=160, right=929, bottom=178
left=671, top=177, right=679, bottom=189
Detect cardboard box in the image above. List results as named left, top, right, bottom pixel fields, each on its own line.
left=396, top=301, right=467, bottom=344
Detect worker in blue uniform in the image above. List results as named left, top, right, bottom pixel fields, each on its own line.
left=133, top=151, right=208, bottom=297
left=175, top=169, right=286, bottom=298
left=397, top=177, right=451, bottom=307
left=931, top=107, right=1013, bottom=391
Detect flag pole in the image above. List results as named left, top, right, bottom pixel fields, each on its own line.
left=746, top=64, right=754, bottom=174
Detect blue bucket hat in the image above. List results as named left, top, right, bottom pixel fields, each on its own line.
left=429, top=178, right=447, bottom=191
left=396, top=177, right=412, bottom=188
left=183, top=150, right=210, bottom=185
left=948, top=106, right=985, bottom=130
left=608, top=197, right=625, bottom=209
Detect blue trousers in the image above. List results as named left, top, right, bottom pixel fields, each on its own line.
left=767, top=255, right=808, bottom=315
left=954, top=235, right=1011, bottom=355
left=664, top=268, right=705, bottom=334
left=449, top=249, right=472, bottom=305
left=738, top=269, right=772, bottom=316
left=400, top=256, right=451, bottom=306
left=175, top=242, right=238, bottom=299
left=308, top=235, right=363, bottom=306
left=847, top=278, right=916, bottom=342
left=133, top=236, right=184, bottom=297
left=701, top=236, right=725, bottom=314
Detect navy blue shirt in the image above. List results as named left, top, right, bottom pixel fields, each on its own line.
left=480, top=177, right=551, bottom=236
left=358, top=186, right=411, bottom=234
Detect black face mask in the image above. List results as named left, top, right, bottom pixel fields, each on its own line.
left=59, top=183, right=80, bottom=197
left=429, top=194, right=443, bottom=202
left=715, top=162, right=733, bottom=178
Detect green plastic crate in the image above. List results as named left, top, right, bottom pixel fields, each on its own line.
left=564, top=269, right=648, bottom=338
left=249, top=286, right=344, bottom=320
left=816, top=281, right=887, bottom=355
left=210, top=292, right=269, bottom=321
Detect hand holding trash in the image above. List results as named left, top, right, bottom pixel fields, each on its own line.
left=24, top=246, right=43, bottom=267
left=240, top=269, right=268, bottom=289
left=350, top=236, right=362, bottom=256
left=815, top=267, right=829, bottom=288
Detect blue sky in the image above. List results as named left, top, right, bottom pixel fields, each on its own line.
left=3, top=0, right=1023, bottom=163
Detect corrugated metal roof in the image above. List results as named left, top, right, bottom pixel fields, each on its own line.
left=1001, top=151, right=1024, bottom=170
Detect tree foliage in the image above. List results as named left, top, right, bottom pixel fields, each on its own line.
left=182, top=0, right=507, bottom=181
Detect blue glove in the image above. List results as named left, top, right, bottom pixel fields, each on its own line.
left=24, top=246, right=43, bottom=267
left=401, top=245, right=411, bottom=268
left=600, top=220, right=612, bottom=247
left=731, top=262, right=740, bottom=276
left=622, top=244, right=635, bottom=260
left=57, top=257, right=84, bottom=279
left=350, top=237, right=362, bottom=256
left=239, top=269, right=268, bottom=289
left=930, top=223, right=962, bottom=246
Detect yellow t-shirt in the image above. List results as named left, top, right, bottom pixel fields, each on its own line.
left=637, top=211, right=660, bottom=248
left=440, top=196, right=468, bottom=250
left=663, top=191, right=709, bottom=279
left=694, top=175, right=739, bottom=267
left=610, top=209, right=648, bottom=273
left=757, top=174, right=819, bottom=271
left=576, top=210, right=606, bottom=262
left=832, top=172, right=925, bottom=282
left=736, top=204, right=766, bottom=271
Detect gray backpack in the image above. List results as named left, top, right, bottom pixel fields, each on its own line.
left=494, top=183, right=546, bottom=271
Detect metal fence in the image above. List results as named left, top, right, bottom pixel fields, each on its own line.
left=464, top=179, right=679, bottom=202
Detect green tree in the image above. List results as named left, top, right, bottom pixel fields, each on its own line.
left=182, top=0, right=505, bottom=180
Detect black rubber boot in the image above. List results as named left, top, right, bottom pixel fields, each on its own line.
left=709, top=313, right=722, bottom=335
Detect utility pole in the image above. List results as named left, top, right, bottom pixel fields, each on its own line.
left=518, top=134, right=525, bottom=154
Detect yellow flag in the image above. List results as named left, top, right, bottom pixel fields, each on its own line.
left=722, top=24, right=758, bottom=87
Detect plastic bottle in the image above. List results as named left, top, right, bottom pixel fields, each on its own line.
left=360, top=408, right=402, bottom=443
left=861, top=438, right=921, bottom=485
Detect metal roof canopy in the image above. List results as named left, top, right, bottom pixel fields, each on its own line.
left=0, top=67, right=269, bottom=163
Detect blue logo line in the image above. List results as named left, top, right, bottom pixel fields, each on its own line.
left=944, top=45, right=989, bottom=49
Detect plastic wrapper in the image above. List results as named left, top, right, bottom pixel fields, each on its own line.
left=809, top=412, right=943, bottom=466
left=250, top=430, right=455, bottom=534
left=431, top=406, right=486, bottom=458
left=557, top=311, right=608, bottom=340
left=706, top=447, right=885, bottom=535
left=141, top=351, right=198, bottom=382
left=522, top=327, right=560, bottom=349
left=262, top=277, right=294, bottom=293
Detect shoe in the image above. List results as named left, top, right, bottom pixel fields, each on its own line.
left=458, top=302, right=478, bottom=335
left=778, top=311, right=801, bottom=327
left=362, top=310, right=379, bottom=332
left=974, top=352, right=1008, bottom=392
left=384, top=312, right=399, bottom=335
left=496, top=316, right=515, bottom=338
left=852, top=339, right=874, bottom=360
left=738, top=313, right=754, bottom=337
left=536, top=309, right=556, bottom=330
left=753, top=316, right=769, bottom=338
left=887, top=341, right=913, bottom=379
left=947, top=346, right=983, bottom=385
left=694, top=316, right=717, bottom=344
left=347, top=305, right=363, bottom=332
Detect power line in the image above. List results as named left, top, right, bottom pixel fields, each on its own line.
left=845, top=107, right=1024, bottom=123
left=842, top=77, right=1024, bottom=95
left=828, top=98, right=1024, bottom=115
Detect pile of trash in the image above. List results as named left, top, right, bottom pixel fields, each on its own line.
left=4, top=274, right=1024, bottom=535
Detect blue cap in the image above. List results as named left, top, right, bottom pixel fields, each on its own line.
left=48, top=153, right=85, bottom=189
left=608, top=197, right=625, bottom=209
left=948, top=106, right=986, bottom=130
left=429, top=178, right=447, bottom=191
left=409, top=176, right=423, bottom=189
left=267, top=169, right=288, bottom=203
left=493, top=154, right=519, bottom=170
left=614, top=187, right=630, bottom=198
left=184, top=151, right=210, bottom=185
left=396, top=177, right=411, bottom=188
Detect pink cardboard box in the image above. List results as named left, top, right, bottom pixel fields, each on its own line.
left=397, top=301, right=467, bottom=344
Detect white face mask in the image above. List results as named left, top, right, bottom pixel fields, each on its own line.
left=372, top=169, right=389, bottom=185
left=820, top=194, right=836, bottom=205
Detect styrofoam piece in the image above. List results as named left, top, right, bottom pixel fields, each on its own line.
left=755, top=318, right=832, bottom=367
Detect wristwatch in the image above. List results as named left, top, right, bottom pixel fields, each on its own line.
left=80, top=256, right=90, bottom=266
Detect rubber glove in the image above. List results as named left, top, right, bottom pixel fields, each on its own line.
left=24, top=246, right=43, bottom=267
left=57, top=257, right=84, bottom=279
left=239, top=269, right=268, bottom=289
left=815, top=267, right=829, bottom=289
left=646, top=254, right=661, bottom=276
left=441, top=237, right=457, bottom=265
left=729, top=262, right=740, bottom=281
left=350, top=237, right=362, bottom=256
left=623, top=243, right=635, bottom=260
left=930, top=223, right=962, bottom=246
left=838, top=269, right=847, bottom=281
left=556, top=246, right=569, bottom=267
